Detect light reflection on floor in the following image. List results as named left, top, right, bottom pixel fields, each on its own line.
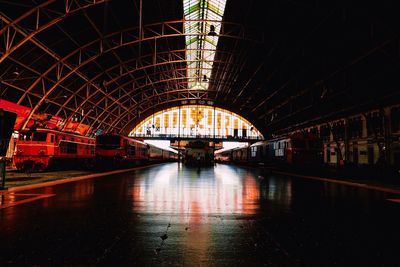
left=1, top=163, right=399, bottom=266
left=131, top=163, right=264, bottom=215
left=0, top=191, right=55, bottom=209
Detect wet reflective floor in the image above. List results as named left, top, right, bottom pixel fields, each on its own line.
left=1, top=163, right=400, bottom=266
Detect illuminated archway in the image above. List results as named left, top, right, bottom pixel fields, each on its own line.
left=129, top=105, right=263, bottom=140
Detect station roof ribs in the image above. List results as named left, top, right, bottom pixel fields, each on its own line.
left=0, top=0, right=399, bottom=136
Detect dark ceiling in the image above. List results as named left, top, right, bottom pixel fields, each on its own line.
left=1, top=0, right=399, bottom=137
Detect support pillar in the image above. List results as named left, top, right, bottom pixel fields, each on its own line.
left=0, top=157, right=6, bottom=190
left=383, top=107, right=391, bottom=166
left=344, top=118, right=349, bottom=165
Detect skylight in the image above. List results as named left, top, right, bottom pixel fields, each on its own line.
left=183, top=0, right=227, bottom=90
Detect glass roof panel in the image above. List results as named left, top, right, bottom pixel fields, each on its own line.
left=183, top=0, right=227, bottom=90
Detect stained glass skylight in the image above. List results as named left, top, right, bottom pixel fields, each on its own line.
left=183, top=0, right=227, bottom=90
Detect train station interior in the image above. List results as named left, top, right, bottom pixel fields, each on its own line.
left=1, top=0, right=400, bottom=266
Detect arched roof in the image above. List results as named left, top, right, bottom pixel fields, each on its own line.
left=1, top=0, right=399, bottom=137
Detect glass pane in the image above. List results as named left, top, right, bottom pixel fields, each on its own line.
left=32, top=132, right=48, bottom=142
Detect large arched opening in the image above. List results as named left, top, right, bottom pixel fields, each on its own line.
left=129, top=105, right=264, bottom=141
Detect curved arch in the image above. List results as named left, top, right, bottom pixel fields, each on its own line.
left=71, top=60, right=237, bottom=131
left=17, top=20, right=251, bottom=131
left=18, top=19, right=247, bottom=104
left=58, top=47, right=237, bottom=129
left=52, top=49, right=185, bottom=115
left=93, top=73, right=240, bottom=133
left=0, top=1, right=55, bottom=36
left=127, top=105, right=264, bottom=140
left=108, top=92, right=218, bottom=133
left=100, top=88, right=218, bottom=131
left=0, top=0, right=107, bottom=63
left=118, top=98, right=218, bottom=134
left=57, top=51, right=235, bottom=126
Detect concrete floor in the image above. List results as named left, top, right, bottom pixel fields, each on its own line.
left=1, top=163, right=400, bottom=266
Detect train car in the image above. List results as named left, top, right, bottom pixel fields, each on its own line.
left=152, top=145, right=178, bottom=162
left=148, top=144, right=163, bottom=161
left=184, top=140, right=214, bottom=166
left=249, top=141, right=271, bottom=165
left=215, top=133, right=323, bottom=167
left=269, top=133, right=323, bottom=165
left=214, top=148, right=232, bottom=162
left=95, top=133, right=149, bottom=168
left=168, top=150, right=179, bottom=161
left=14, top=128, right=95, bottom=171
left=95, top=133, right=178, bottom=168
left=231, top=146, right=249, bottom=163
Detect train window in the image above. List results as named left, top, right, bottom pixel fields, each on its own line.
left=60, top=141, right=77, bottom=154
left=96, top=135, right=121, bottom=149
left=280, top=142, right=284, bottom=149
left=50, top=135, right=55, bottom=143
left=19, top=133, right=32, bottom=141
left=32, top=132, right=47, bottom=141
left=251, top=146, right=257, bottom=157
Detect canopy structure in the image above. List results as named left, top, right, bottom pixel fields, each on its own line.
left=183, top=0, right=227, bottom=90
left=0, top=1, right=399, bottom=137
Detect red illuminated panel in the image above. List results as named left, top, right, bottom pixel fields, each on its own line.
left=64, top=120, right=91, bottom=135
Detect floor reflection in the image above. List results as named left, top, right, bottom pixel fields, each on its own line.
left=132, top=163, right=261, bottom=215
left=1, top=163, right=399, bottom=266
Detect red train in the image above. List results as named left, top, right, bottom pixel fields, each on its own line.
left=215, top=133, right=323, bottom=166
left=14, top=128, right=95, bottom=171
left=95, top=133, right=178, bottom=168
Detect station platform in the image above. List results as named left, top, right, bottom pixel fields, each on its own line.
left=2, top=162, right=400, bottom=198
left=1, top=162, right=400, bottom=266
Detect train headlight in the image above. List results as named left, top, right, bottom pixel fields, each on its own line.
left=38, top=149, right=45, bottom=155
left=17, top=149, right=23, bottom=155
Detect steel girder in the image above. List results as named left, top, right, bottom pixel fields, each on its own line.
left=55, top=51, right=236, bottom=132
left=3, top=18, right=251, bottom=134
left=69, top=58, right=237, bottom=130
left=0, top=0, right=108, bottom=63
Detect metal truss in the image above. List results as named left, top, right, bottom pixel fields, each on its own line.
left=2, top=16, right=252, bottom=133
left=0, top=0, right=108, bottom=64
left=55, top=50, right=236, bottom=132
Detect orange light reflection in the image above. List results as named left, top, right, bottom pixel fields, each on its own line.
left=132, top=164, right=260, bottom=216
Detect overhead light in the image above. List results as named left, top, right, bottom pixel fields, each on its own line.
left=208, top=25, right=216, bottom=36
left=12, top=67, right=19, bottom=76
